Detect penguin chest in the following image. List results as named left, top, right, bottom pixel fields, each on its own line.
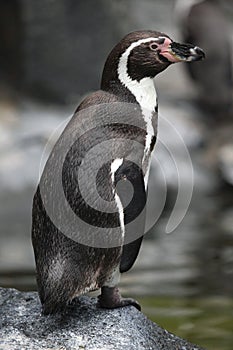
left=141, top=109, right=158, bottom=189
left=142, top=134, right=157, bottom=188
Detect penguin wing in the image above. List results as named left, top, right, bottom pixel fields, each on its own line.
left=114, top=160, right=146, bottom=273
left=67, top=91, right=147, bottom=259
left=120, top=236, right=144, bottom=273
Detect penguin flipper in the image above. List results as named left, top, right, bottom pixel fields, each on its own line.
left=113, top=160, right=146, bottom=273
left=120, top=236, right=143, bottom=273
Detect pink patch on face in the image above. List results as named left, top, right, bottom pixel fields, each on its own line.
left=158, top=37, right=181, bottom=63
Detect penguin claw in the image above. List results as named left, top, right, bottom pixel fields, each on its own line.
left=97, top=286, right=141, bottom=311
left=98, top=295, right=141, bottom=311
left=117, top=297, right=141, bottom=311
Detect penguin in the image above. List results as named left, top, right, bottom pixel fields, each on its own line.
left=175, top=0, right=233, bottom=119
left=31, top=30, right=205, bottom=315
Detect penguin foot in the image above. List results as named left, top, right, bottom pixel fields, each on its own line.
left=98, top=286, right=141, bottom=311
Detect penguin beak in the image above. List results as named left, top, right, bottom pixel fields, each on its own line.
left=159, top=41, right=205, bottom=63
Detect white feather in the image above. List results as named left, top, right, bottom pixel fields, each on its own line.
left=111, top=158, right=125, bottom=236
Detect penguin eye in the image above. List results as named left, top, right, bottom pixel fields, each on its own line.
left=149, top=43, right=158, bottom=51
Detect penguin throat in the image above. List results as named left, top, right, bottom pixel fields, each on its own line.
left=117, top=38, right=158, bottom=114
left=119, top=74, right=157, bottom=113
left=117, top=71, right=157, bottom=170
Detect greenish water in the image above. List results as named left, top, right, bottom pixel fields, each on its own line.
left=139, top=296, right=233, bottom=350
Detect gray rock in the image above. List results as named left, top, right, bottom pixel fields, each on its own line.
left=0, top=287, right=204, bottom=350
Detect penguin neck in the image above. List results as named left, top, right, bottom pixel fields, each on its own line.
left=101, top=37, right=158, bottom=110
left=101, top=74, right=138, bottom=103
left=101, top=53, right=158, bottom=168
left=101, top=66, right=158, bottom=112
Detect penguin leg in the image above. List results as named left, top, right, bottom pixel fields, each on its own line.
left=98, top=269, right=141, bottom=311
left=98, top=286, right=141, bottom=311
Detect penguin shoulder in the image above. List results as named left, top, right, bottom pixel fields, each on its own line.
left=75, top=90, right=119, bottom=113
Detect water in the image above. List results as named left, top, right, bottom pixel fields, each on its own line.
left=140, top=296, right=233, bottom=350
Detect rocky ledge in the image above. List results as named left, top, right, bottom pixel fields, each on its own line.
left=0, top=287, right=204, bottom=350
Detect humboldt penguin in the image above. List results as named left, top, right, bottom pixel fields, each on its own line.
left=175, top=0, right=233, bottom=119
left=32, top=30, right=204, bottom=314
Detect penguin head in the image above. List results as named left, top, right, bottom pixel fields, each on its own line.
left=101, top=30, right=205, bottom=89
left=120, top=30, right=205, bottom=80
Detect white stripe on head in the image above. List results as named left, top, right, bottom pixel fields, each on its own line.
left=117, top=37, right=160, bottom=113
left=117, top=37, right=161, bottom=174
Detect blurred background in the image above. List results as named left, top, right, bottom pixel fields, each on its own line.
left=0, top=0, right=233, bottom=349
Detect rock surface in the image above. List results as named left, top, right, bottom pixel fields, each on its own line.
left=0, top=287, right=204, bottom=350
